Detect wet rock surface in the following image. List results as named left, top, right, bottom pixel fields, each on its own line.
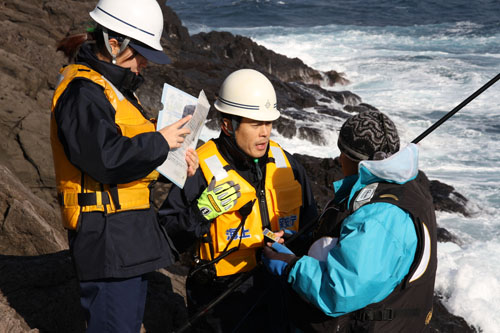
left=0, top=0, right=477, bottom=331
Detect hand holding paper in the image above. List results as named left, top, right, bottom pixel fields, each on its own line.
left=158, top=115, right=192, bottom=149
left=185, top=148, right=199, bottom=177
left=155, top=83, right=210, bottom=188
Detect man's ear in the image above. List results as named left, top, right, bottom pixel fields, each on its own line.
left=221, top=118, right=234, bottom=135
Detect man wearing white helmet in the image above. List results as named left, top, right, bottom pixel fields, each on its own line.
left=51, top=0, right=198, bottom=332
left=159, top=69, right=318, bottom=331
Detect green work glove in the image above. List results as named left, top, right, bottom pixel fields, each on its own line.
left=197, top=177, right=241, bottom=221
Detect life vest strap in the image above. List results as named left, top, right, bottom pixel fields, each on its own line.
left=77, top=192, right=111, bottom=206
left=58, top=192, right=111, bottom=206
left=109, top=184, right=121, bottom=210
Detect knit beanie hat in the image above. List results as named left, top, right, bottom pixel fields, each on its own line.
left=337, top=111, right=400, bottom=161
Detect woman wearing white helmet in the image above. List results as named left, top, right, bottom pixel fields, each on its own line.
left=51, top=0, right=198, bottom=332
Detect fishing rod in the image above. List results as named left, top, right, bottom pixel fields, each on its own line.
left=412, top=73, right=500, bottom=144
left=174, top=73, right=500, bottom=333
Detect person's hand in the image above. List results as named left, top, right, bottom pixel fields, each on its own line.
left=158, top=115, right=192, bottom=149
left=197, top=177, right=241, bottom=221
left=262, top=242, right=297, bottom=277
left=185, top=148, right=199, bottom=177
left=273, top=229, right=285, bottom=244
left=272, top=229, right=297, bottom=244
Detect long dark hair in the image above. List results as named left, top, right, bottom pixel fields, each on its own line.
left=56, top=26, right=135, bottom=63
left=56, top=27, right=105, bottom=62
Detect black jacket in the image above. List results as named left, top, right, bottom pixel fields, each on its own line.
left=53, top=43, right=174, bottom=280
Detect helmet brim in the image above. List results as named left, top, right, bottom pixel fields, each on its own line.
left=214, top=101, right=280, bottom=122
left=129, top=41, right=171, bottom=64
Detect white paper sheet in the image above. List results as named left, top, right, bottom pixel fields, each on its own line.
left=156, top=83, right=210, bottom=188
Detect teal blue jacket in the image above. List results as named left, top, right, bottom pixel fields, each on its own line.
left=288, top=144, right=420, bottom=317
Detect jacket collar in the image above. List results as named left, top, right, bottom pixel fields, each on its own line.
left=76, top=43, right=144, bottom=94
left=332, top=144, right=419, bottom=205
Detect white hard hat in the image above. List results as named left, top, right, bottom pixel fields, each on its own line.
left=90, top=0, right=170, bottom=64
left=214, top=69, right=280, bottom=121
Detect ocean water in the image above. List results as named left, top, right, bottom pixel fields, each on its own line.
left=168, top=1, right=500, bottom=331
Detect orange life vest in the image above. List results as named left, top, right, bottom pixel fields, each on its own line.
left=197, top=140, right=302, bottom=276
left=50, top=64, right=159, bottom=230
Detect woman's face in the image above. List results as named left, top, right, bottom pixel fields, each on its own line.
left=114, top=47, right=148, bottom=75
left=107, top=38, right=148, bottom=75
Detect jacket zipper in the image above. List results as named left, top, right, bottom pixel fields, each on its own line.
left=254, top=158, right=270, bottom=229
left=259, top=188, right=271, bottom=229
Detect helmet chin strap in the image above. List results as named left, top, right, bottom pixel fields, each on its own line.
left=222, top=116, right=240, bottom=138
left=102, top=28, right=130, bottom=64
left=230, top=118, right=240, bottom=137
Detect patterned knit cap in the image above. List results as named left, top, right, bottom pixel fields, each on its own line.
left=337, top=111, right=400, bottom=161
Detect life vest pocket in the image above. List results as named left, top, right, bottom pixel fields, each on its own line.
left=214, top=209, right=264, bottom=253
left=267, top=181, right=302, bottom=230
left=213, top=248, right=257, bottom=276
left=61, top=204, right=81, bottom=230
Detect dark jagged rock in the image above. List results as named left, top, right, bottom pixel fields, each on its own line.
left=344, top=103, right=380, bottom=113
left=430, top=180, right=471, bottom=217
left=281, top=108, right=319, bottom=122
left=316, top=105, right=352, bottom=119
left=298, top=126, right=328, bottom=146
left=273, top=116, right=297, bottom=139
left=190, top=31, right=324, bottom=85
left=0, top=0, right=478, bottom=332
left=329, top=91, right=363, bottom=106
left=204, top=117, right=220, bottom=131
left=292, top=154, right=342, bottom=210
left=303, top=84, right=363, bottom=106
left=430, top=294, right=479, bottom=333
left=0, top=165, right=66, bottom=256
left=324, top=70, right=351, bottom=86
left=437, top=227, right=462, bottom=245
left=273, top=80, right=319, bottom=111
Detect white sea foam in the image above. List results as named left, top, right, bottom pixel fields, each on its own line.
left=437, top=239, right=500, bottom=332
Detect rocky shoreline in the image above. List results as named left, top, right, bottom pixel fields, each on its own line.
left=0, top=0, right=478, bottom=331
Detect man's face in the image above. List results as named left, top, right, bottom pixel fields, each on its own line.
left=339, top=152, right=359, bottom=177
left=234, top=117, right=273, bottom=158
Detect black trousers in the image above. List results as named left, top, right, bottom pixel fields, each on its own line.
left=186, top=268, right=291, bottom=333
left=79, top=276, right=148, bottom=333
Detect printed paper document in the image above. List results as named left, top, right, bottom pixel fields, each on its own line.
left=156, top=83, right=210, bottom=188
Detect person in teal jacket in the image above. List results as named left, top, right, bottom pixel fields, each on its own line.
left=263, top=110, right=437, bottom=332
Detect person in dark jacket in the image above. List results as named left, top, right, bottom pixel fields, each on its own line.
left=262, top=111, right=437, bottom=332
left=159, top=69, right=319, bottom=332
left=50, top=0, right=199, bottom=331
